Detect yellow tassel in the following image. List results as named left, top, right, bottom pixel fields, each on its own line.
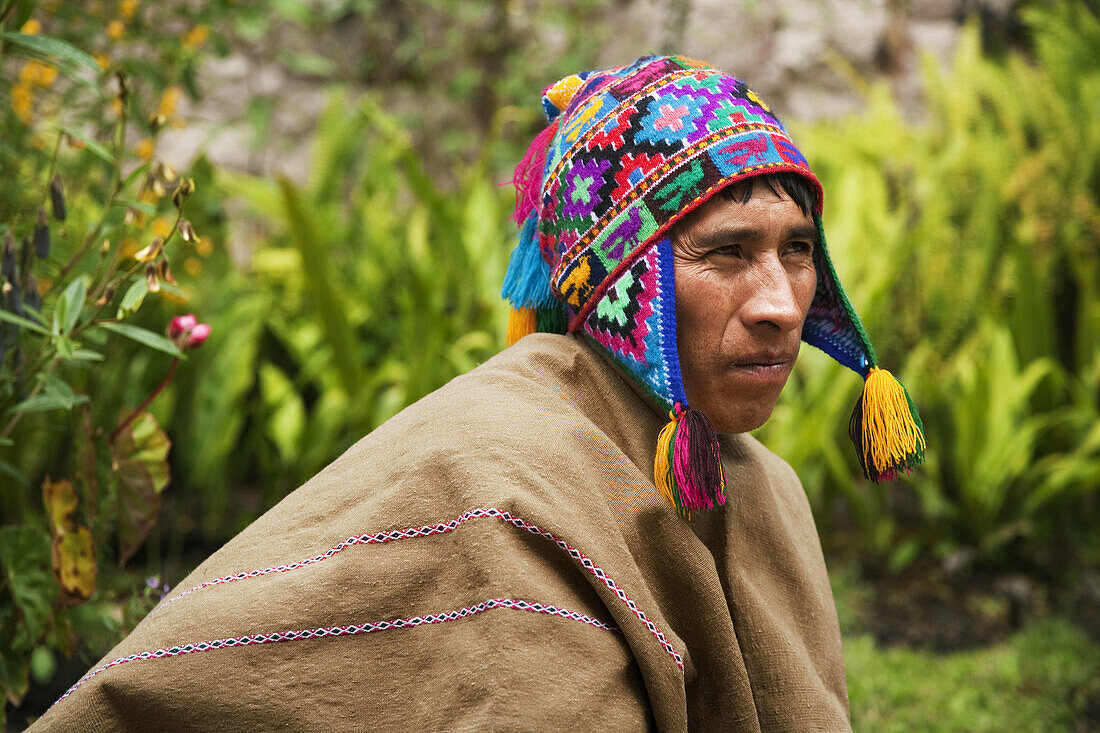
left=506, top=307, right=537, bottom=346
left=860, top=367, right=927, bottom=476
left=653, top=412, right=686, bottom=517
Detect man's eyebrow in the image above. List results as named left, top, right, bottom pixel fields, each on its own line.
left=689, top=224, right=818, bottom=249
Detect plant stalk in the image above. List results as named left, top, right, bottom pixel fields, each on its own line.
left=109, top=357, right=178, bottom=443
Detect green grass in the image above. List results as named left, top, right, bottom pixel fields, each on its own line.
left=831, top=567, right=1100, bottom=731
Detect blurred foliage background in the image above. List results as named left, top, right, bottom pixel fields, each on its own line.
left=0, top=0, right=1098, bottom=729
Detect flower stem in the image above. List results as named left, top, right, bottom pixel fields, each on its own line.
left=58, top=87, right=129, bottom=283
left=109, top=358, right=178, bottom=443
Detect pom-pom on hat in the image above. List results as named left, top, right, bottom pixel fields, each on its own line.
left=503, top=55, right=925, bottom=517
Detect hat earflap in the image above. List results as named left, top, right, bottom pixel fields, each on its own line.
left=807, top=219, right=927, bottom=481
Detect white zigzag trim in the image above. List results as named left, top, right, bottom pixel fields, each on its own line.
left=57, top=598, right=618, bottom=703
left=157, top=508, right=685, bottom=672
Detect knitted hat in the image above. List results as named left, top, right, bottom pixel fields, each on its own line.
left=503, top=55, right=925, bottom=517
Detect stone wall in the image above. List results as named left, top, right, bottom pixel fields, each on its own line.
left=163, top=0, right=1022, bottom=180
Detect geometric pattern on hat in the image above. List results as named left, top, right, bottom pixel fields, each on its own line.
left=582, top=238, right=686, bottom=409
left=539, top=58, right=826, bottom=320
left=526, top=54, right=880, bottom=415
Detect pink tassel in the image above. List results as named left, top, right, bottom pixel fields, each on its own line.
left=672, top=418, right=703, bottom=508
left=672, top=409, right=726, bottom=511
left=509, top=120, right=559, bottom=225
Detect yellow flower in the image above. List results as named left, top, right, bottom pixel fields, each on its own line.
left=151, top=217, right=172, bottom=238
left=135, top=137, right=155, bottom=161
left=95, top=53, right=111, bottom=71
left=37, top=64, right=58, bottom=87
left=182, top=24, right=209, bottom=48
left=19, top=61, right=56, bottom=88
left=158, top=86, right=181, bottom=118
left=107, top=19, right=125, bottom=40
left=19, top=61, right=38, bottom=85
left=194, top=235, right=214, bottom=257
left=119, top=0, right=139, bottom=20
left=120, top=238, right=140, bottom=257
left=21, top=19, right=42, bottom=34
left=183, top=257, right=202, bottom=276
left=11, top=84, right=34, bottom=125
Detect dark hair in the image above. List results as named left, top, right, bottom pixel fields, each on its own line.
left=719, top=171, right=817, bottom=217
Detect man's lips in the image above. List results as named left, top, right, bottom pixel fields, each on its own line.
left=731, top=351, right=798, bottom=368
left=727, top=351, right=797, bottom=383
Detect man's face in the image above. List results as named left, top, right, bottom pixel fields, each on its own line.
left=671, top=185, right=817, bottom=433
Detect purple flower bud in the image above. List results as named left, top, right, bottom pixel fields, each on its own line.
left=49, top=174, right=66, bottom=222
left=1, top=233, right=15, bottom=279
left=34, top=206, right=50, bottom=259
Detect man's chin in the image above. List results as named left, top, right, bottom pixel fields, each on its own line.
left=703, top=402, right=778, bottom=435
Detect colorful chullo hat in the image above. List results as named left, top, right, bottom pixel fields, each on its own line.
left=502, top=55, right=925, bottom=517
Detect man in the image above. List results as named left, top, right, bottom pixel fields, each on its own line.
left=34, top=55, right=923, bottom=731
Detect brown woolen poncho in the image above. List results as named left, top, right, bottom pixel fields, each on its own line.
left=32, top=334, right=850, bottom=732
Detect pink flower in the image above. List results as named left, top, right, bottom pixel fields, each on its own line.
left=166, top=314, right=210, bottom=351
left=187, top=323, right=210, bottom=349
left=167, top=314, right=197, bottom=338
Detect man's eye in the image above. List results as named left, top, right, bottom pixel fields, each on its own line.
left=710, top=244, right=743, bottom=258
left=786, top=241, right=814, bottom=256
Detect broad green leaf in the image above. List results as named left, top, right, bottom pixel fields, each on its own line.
left=97, top=322, right=183, bottom=357
left=38, top=372, right=82, bottom=405
left=71, top=349, right=104, bottom=362
left=259, top=363, right=304, bottom=462
left=111, top=412, right=171, bottom=563
left=0, top=310, right=49, bottom=336
left=51, top=527, right=96, bottom=603
left=0, top=526, right=57, bottom=641
left=58, top=276, right=88, bottom=334
left=11, top=391, right=88, bottom=414
left=54, top=335, right=75, bottom=360
left=117, top=279, right=147, bottom=317
left=42, top=477, right=78, bottom=533
left=116, top=412, right=171, bottom=492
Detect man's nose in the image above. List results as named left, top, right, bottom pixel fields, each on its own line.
left=741, top=258, right=805, bottom=333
